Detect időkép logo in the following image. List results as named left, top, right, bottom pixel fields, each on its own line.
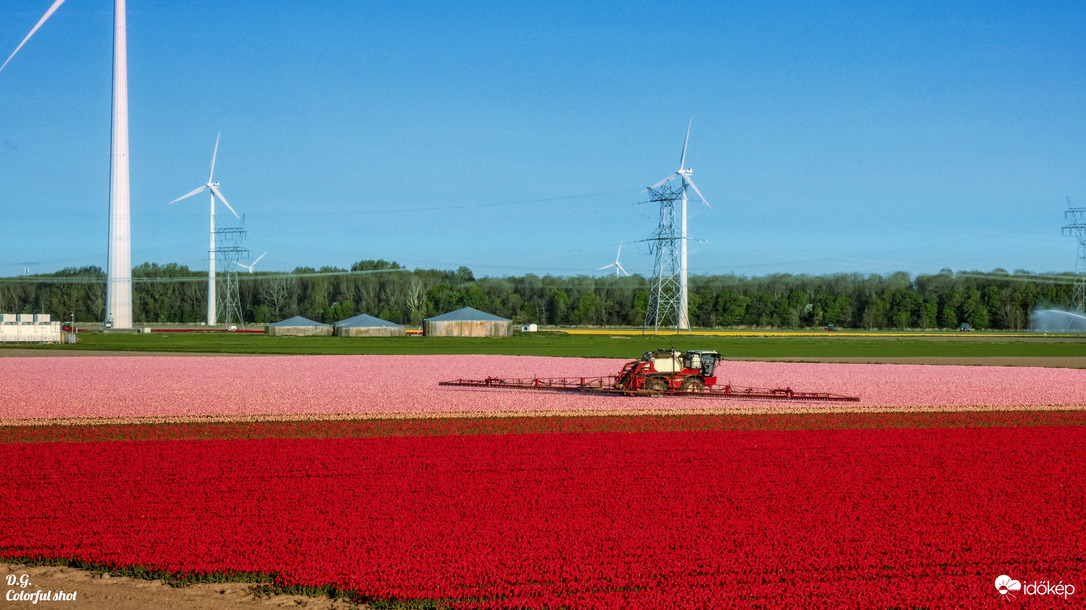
left=995, top=574, right=1075, bottom=600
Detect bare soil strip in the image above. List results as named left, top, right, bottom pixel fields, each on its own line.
left=1, top=563, right=356, bottom=610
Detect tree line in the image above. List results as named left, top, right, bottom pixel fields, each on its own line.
left=0, top=261, right=1077, bottom=330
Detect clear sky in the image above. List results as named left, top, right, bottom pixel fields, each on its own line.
left=1, top=1, right=1084, bottom=279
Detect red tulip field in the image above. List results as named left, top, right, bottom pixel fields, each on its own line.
left=1, top=354, right=1084, bottom=608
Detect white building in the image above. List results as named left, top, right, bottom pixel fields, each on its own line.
left=0, top=314, right=62, bottom=343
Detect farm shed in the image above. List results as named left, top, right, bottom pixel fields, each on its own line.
left=424, top=307, right=512, bottom=337
left=264, top=316, right=332, bottom=336
left=334, top=314, right=406, bottom=337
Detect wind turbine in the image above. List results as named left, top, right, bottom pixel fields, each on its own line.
left=650, top=118, right=710, bottom=330
left=235, top=252, right=266, bottom=273
left=597, top=242, right=629, bottom=277
left=2, top=0, right=133, bottom=329
left=169, top=133, right=240, bottom=326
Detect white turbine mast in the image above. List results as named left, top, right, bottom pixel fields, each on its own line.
left=2, top=0, right=133, bottom=329
left=169, top=133, right=240, bottom=326
left=235, top=252, right=267, bottom=273
left=597, top=241, right=629, bottom=277
left=649, top=118, right=710, bottom=330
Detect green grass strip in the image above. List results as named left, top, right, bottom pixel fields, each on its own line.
left=6, top=330, right=1085, bottom=359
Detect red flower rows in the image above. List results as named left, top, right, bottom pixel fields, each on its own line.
left=2, top=425, right=1083, bottom=608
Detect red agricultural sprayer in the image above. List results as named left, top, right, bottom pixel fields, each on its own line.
left=439, top=348, right=860, bottom=402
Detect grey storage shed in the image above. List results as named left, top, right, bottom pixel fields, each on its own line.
left=424, top=307, right=512, bottom=337
left=334, top=314, right=406, bottom=337
left=264, top=316, right=332, bottom=336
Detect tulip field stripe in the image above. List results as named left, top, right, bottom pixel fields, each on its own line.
left=1, top=427, right=1083, bottom=608
left=3, top=410, right=1086, bottom=444
left=2, top=355, right=1084, bottom=424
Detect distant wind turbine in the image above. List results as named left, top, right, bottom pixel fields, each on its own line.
left=1, top=0, right=134, bottom=328
left=597, top=242, right=629, bottom=277
left=235, top=252, right=266, bottom=273
left=169, top=133, right=240, bottom=326
left=649, top=118, right=710, bottom=330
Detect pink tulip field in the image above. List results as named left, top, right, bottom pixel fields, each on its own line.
left=2, top=354, right=1083, bottom=423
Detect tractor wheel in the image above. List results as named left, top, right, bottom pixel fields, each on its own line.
left=680, top=377, right=705, bottom=393
left=646, top=377, right=669, bottom=394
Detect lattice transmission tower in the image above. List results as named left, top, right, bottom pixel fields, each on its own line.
left=214, top=224, right=248, bottom=328
left=642, top=119, right=710, bottom=332
left=643, top=182, right=684, bottom=333
left=1063, top=198, right=1086, bottom=313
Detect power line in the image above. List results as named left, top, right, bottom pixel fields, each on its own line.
left=0, top=268, right=410, bottom=285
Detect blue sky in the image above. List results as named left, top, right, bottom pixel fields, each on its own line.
left=1, top=1, right=1084, bottom=279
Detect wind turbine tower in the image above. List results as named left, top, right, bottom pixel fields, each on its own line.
left=1063, top=197, right=1086, bottom=313
left=169, top=134, right=241, bottom=326
left=2, top=0, right=133, bottom=329
left=644, top=119, right=710, bottom=332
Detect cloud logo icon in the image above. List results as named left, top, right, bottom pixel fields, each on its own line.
left=995, top=575, right=1022, bottom=597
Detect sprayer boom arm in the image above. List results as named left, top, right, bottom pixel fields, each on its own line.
left=438, top=376, right=859, bottom=402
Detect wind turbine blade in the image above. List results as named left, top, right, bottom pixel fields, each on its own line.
left=650, top=173, right=679, bottom=189
left=597, top=263, right=615, bottom=271
left=168, top=185, right=207, bottom=205
left=616, top=241, right=623, bottom=258
left=252, top=252, right=267, bottom=266
left=0, top=0, right=67, bottom=74
left=208, top=132, right=221, bottom=182
left=616, top=263, right=629, bottom=277
left=683, top=176, right=711, bottom=209
left=234, top=261, right=249, bottom=270
left=679, top=116, right=692, bottom=170
left=209, top=184, right=240, bottom=219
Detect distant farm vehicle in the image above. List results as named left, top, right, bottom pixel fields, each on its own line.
left=958, top=323, right=974, bottom=332
left=823, top=324, right=837, bottom=331
left=440, top=348, right=859, bottom=402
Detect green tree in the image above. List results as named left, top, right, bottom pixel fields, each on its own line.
left=716, top=290, right=749, bottom=326
left=748, top=293, right=776, bottom=327
left=889, top=289, right=922, bottom=328
left=547, top=288, right=570, bottom=325
left=629, top=290, right=649, bottom=325
left=918, top=297, right=939, bottom=329
left=961, top=288, right=989, bottom=329
left=571, top=292, right=601, bottom=325
left=939, top=291, right=961, bottom=329
left=301, top=277, right=330, bottom=321
left=861, top=296, right=888, bottom=329
left=463, top=283, right=486, bottom=310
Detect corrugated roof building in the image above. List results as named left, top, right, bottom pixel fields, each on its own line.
left=424, top=307, right=512, bottom=337
left=265, top=315, right=332, bottom=336
left=333, top=313, right=406, bottom=337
